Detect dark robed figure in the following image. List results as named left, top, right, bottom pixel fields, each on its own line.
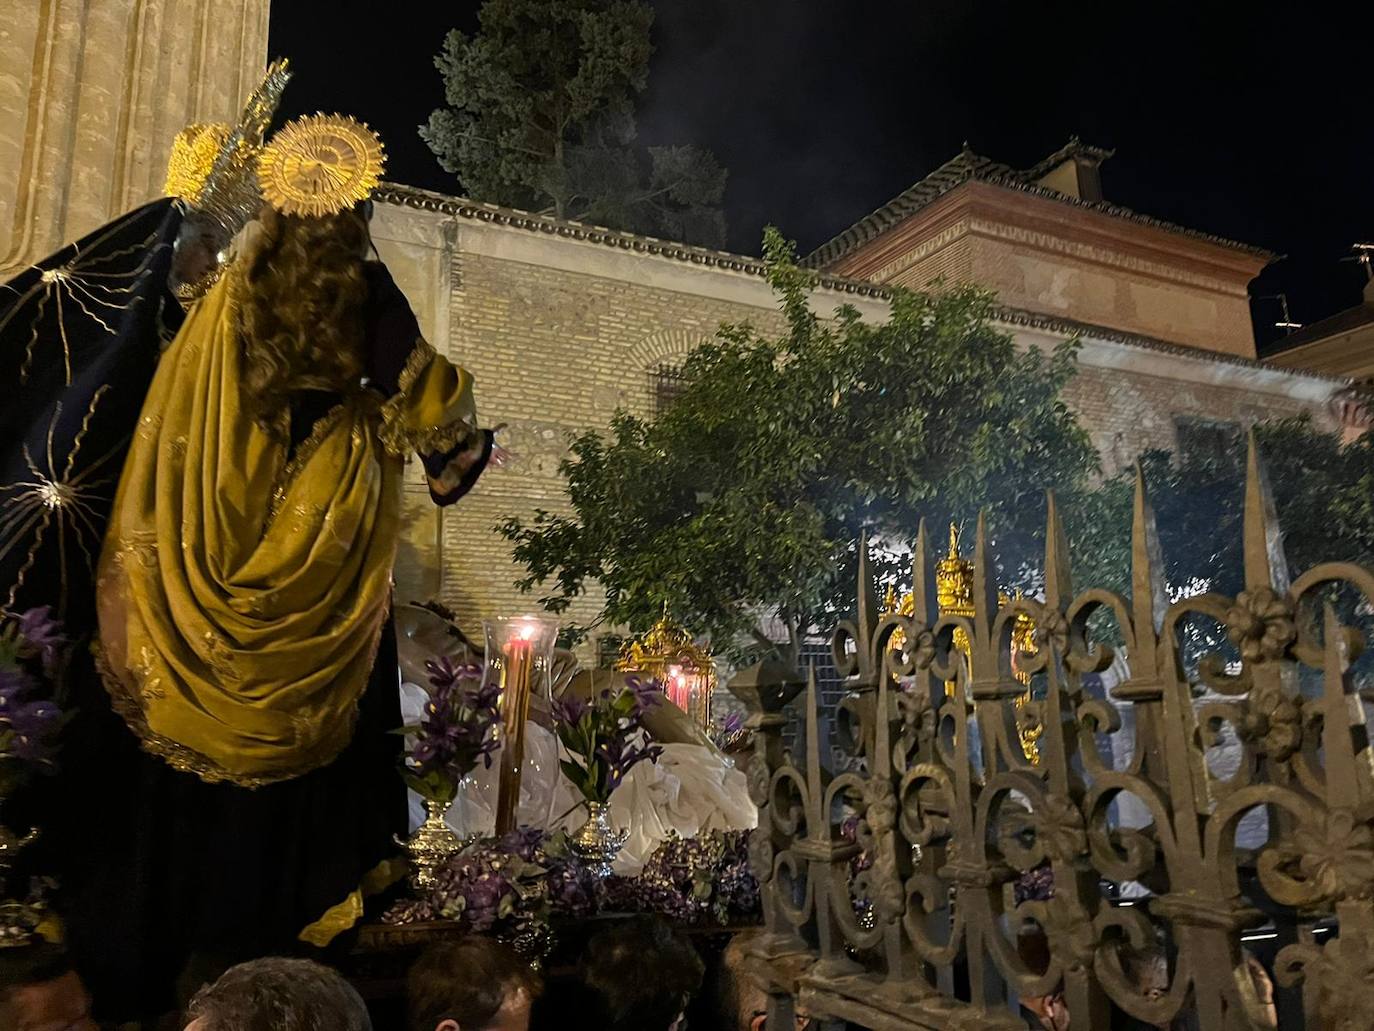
left=0, top=110, right=496, bottom=1021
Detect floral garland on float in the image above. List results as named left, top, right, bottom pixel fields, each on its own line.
left=381, top=827, right=759, bottom=961
left=0, top=608, right=67, bottom=948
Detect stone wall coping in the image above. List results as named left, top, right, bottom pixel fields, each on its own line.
left=375, top=183, right=1347, bottom=395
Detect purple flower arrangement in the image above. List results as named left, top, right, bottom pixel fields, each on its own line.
left=381, top=826, right=598, bottom=957
left=402, top=658, right=502, bottom=806
left=1014, top=864, right=1055, bottom=905
left=551, top=676, right=663, bottom=805
left=601, top=830, right=759, bottom=925
left=382, top=828, right=760, bottom=953
left=0, top=608, right=66, bottom=796
left=710, top=709, right=752, bottom=752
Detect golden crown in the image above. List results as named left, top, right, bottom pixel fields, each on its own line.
left=164, top=123, right=231, bottom=203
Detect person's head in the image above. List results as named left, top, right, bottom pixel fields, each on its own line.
left=407, top=938, right=540, bottom=1031
left=579, top=917, right=704, bottom=1031
left=238, top=204, right=373, bottom=427
left=171, top=213, right=229, bottom=293
left=183, top=956, right=371, bottom=1031
left=0, top=946, right=96, bottom=1031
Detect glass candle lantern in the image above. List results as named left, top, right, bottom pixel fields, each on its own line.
left=616, top=611, right=714, bottom=730
left=484, top=616, right=559, bottom=836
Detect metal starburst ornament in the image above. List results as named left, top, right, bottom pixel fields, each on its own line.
left=258, top=114, right=386, bottom=219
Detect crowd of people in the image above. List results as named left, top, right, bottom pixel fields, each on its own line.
left=0, top=916, right=805, bottom=1030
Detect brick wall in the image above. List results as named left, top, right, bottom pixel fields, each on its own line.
left=371, top=193, right=1342, bottom=653
left=1063, top=363, right=1339, bottom=476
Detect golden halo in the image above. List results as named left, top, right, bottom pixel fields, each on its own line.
left=258, top=113, right=385, bottom=218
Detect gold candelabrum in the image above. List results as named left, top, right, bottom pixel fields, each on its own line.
left=616, top=609, right=715, bottom=729
left=884, top=523, right=1042, bottom=762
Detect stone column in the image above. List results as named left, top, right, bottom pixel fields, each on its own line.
left=0, top=0, right=270, bottom=277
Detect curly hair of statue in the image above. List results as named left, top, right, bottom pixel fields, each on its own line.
left=237, top=206, right=372, bottom=429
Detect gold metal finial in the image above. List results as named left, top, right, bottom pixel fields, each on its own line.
left=935, top=522, right=974, bottom=620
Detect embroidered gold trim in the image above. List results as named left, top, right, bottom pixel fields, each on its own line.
left=389, top=418, right=481, bottom=460
left=265, top=404, right=353, bottom=523
left=396, top=337, right=436, bottom=396
left=93, top=613, right=381, bottom=787
left=174, top=262, right=225, bottom=307
left=376, top=337, right=479, bottom=458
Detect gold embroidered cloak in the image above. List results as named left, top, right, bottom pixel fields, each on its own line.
left=96, top=266, right=477, bottom=786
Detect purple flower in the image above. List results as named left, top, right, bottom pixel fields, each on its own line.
left=625, top=675, right=663, bottom=713
left=554, top=680, right=666, bottom=804
left=551, top=694, right=590, bottom=727
left=17, top=608, right=65, bottom=672
left=402, top=655, right=502, bottom=796
left=0, top=667, right=37, bottom=704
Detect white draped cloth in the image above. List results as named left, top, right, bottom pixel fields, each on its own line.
left=400, top=681, right=756, bottom=875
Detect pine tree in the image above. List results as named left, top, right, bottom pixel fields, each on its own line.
left=422, top=0, right=728, bottom=247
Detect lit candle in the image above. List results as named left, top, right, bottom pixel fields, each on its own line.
left=495, top=621, right=537, bottom=835
left=666, top=665, right=690, bottom=712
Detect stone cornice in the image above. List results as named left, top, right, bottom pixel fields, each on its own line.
left=1000, top=306, right=1347, bottom=388
left=374, top=182, right=888, bottom=298
left=834, top=180, right=1264, bottom=293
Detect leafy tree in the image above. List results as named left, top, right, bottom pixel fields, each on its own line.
left=1068, top=419, right=1374, bottom=666
left=499, top=228, right=1100, bottom=663
left=422, top=0, right=728, bottom=247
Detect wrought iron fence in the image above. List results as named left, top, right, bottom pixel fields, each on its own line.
left=729, top=437, right=1374, bottom=1030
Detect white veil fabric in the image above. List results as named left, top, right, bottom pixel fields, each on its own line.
left=399, top=680, right=756, bottom=876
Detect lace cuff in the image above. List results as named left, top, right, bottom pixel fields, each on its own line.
left=377, top=338, right=480, bottom=459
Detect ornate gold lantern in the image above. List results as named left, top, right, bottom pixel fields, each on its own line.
left=616, top=610, right=715, bottom=729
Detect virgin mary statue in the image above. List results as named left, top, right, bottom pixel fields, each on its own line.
left=1, top=65, right=503, bottom=1022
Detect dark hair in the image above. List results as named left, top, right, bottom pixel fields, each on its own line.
left=579, top=917, right=704, bottom=1031
left=185, top=956, right=371, bottom=1031
left=407, top=938, right=541, bottom=1031
left=239, top=205, right=371, bottom=428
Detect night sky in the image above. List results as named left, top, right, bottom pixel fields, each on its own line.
left=270, top=1, right=1374, bottom=351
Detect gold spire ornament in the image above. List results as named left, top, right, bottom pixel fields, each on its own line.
left=192, top=58, right=293, bottom=236
left=878, top=522, right=1042, bottom=761
left=258, top=114, right=386, bottom=218
left=164, top=123, right=231, bottom=204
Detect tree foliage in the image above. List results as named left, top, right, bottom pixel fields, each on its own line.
left=422, top=0, right=728, bottom=247
left=1072, top=419, right=1374, bottom=598
left=500, top=228, right=1100, bottom=662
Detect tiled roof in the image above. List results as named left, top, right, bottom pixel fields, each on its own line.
left=372, top=183, right=891, bottom=298
left=1265, top=300, right=1374, bottom=354
left=802, top=139, right=1276, bottom=270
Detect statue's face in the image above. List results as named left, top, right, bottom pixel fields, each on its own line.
left=171, top=218, right=226, bottom=289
